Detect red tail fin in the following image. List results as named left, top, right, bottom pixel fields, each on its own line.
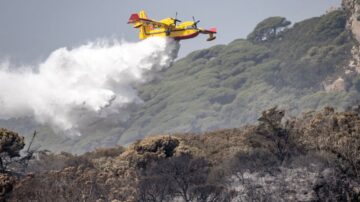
left=128, top=13, right=140, bottom=24
left=209, top=27, right=217, bottom=33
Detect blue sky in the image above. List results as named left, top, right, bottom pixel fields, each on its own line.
left=0, top=0, right=340, bottom=64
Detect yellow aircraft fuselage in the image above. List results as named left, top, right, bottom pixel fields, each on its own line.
left=128, top=11, right=216, bottom=41
left=139, top=19, right=199, bottom=40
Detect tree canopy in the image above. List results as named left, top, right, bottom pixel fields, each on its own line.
left=247, top=17, right=291, bottom=42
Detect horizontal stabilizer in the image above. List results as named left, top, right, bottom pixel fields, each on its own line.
left=207, top=36, right=216, bottom=41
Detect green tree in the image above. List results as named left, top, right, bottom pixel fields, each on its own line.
left=248, top=17, right=291, bottom=42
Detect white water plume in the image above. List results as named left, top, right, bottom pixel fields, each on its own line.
left=0, top=37, right=178, bottom=135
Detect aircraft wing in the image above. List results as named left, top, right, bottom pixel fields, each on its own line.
left=128, top=14, right=169, bottom=28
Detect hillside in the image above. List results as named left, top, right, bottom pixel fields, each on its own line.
left=1, top=5, right=360, bottom=154
left=119, top=10, right=357, bottom=145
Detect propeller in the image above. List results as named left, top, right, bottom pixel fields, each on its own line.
left=174, top=12, right=182, bottom=26
left=192, top=16, right=200, bottom=29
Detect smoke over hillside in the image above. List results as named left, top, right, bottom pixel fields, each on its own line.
left=0, top=38, right=178, bottom=135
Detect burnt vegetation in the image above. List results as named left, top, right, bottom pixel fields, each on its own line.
left=0, top=106, right=359, bottom=201
left=0, top=129, right=35, bottom=202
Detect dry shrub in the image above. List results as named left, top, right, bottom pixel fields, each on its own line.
left=122, top=135, right=180, bottom=169
left=9, top=155, right=137, bottom=201
left=294, top=107, right=360, bottom=178
left=0, top=129, right=25, bottom=159
left=0, top=174, right=15, bottom=202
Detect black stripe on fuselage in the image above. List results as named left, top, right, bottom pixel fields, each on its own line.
left=142, top=27, right=197, bottom=36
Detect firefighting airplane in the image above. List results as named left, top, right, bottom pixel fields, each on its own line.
left=128, top=11, right=217, bottom=41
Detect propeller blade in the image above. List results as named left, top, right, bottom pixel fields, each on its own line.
left=192, top=16, right=200, bottom=28
left=174, top=12, right=181, bottom=25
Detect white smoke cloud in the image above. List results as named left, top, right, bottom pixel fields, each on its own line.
left=0, top=37, right=178, bottom=135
